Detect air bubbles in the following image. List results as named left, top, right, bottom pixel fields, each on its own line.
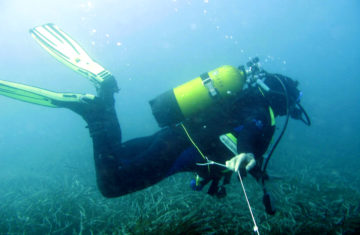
left=204, top=0, right=209, bottom=3
left=91, top=41, right=95, bottom=46
left=261, top=56, right=289, bottom=68
left=80, top=1, right=94, bottom=11
left=116, top=42, right=122, bottom=46
left=90, top=29, right=96, bottom=36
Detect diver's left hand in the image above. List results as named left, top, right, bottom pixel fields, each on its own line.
left=225, top=153, right=256, bottom=175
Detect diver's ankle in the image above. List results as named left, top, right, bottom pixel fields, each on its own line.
left=97, top=76, right=119, bottom=97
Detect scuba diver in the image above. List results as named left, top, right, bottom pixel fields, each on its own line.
left=0, top=24, right=310, bottom=214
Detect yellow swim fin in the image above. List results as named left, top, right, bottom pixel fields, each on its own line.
left=29, top=23, right=113, bottom=87
left=0, top=79, right=95, bottom=108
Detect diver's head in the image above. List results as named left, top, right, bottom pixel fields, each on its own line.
left=264, top=73, right=310, bottom=125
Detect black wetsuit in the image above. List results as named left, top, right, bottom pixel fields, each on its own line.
left=78, top=82, right=275, bottom=198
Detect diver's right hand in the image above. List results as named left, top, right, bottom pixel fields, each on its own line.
left=225, top=153, right=256, bottom=175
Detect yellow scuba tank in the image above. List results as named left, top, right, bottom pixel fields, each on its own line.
left=149, top=65, right=246, bottom=127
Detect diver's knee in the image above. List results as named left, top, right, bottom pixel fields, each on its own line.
left=97, top=183, right=121, bottom=198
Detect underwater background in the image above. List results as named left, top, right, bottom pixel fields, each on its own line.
left=0, top=0, right=359, bottom=234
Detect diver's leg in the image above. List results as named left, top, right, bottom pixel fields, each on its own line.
left=97, top=126, right=193, bottom=197
left=57, top=77, right=125, bottom=196
left=28, top=75, right=177, bottom=197
left=73, top=76, right=202, bottom=197
left=0, top=77, right=194, bottom=197
left=79, top=103, right=193, bottom=197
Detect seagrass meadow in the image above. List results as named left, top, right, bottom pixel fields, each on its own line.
left=1, top=148, right=359, bottom=235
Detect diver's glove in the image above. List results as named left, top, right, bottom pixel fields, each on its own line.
left=225, top=153, right=256, bottom=176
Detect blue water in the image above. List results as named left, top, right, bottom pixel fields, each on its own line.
left=0, top=0, right=359, bottom=233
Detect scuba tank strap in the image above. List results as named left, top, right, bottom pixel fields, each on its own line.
left=200, top=72, right=218, bottom=97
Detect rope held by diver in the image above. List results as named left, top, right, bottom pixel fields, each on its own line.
left=196, top=159, right=260, bottom=235
left=237, top=170, right=260, bottom=235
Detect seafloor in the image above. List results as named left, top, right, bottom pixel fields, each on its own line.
left=1, top=147, right=359, bottom=235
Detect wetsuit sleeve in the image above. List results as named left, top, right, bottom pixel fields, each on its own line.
left=232, top=105, right=274, bottom=180
left=235, top=111, right=270, bottom=156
